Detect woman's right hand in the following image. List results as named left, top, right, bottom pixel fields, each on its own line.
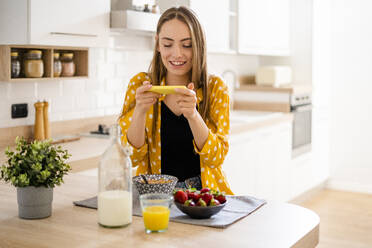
left=134, top=81, right=160, bottom=115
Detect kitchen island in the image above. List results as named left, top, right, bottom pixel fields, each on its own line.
left=0, top=173, right=319, bottom=248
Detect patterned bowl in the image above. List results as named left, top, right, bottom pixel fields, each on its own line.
left=132, top=174, right=178, bottom=195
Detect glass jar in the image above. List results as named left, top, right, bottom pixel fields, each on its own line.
left=11, top=52, right=21, bottom=78
left=53, top=52, right=62, bottom=77
left=61, top=53, right=75, bottom=77
left=98, top=125, right=133, bottom=228
left=24, top=50, right=44, bottom=78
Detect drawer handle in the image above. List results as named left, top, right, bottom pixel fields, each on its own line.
left=50, top=32, right=98, bottom=37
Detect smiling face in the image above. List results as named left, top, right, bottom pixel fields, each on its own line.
left=157, top=18, right=193, bottom=84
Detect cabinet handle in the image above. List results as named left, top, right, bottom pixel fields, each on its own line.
left=50, top=32, right=98, bottom=37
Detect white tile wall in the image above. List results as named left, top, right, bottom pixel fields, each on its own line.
left=9, top=82, right=37, bottom=99
left=85, top=78, right=105, bottom=93
left=0, top=82, right=10, bottom=99
left=96, top=62, right=116, bottom=79
left=52, top=96, right=76, bottom=113
left=96, top=93, right=115, bottom=108
left=115, top=91, right=126, bottom=106
left=0, top=99, right=8, bottom=120
left=62, top=79, right=85, bottom=96
left=105, top=78, right=125, bottom=92
left=0, top=38, right=260, bottom=128
left=37, top=81, right=62, bottom=99
left=76, top=94, right=97, bottom=111
left=115, top=63, right=130, bottom=78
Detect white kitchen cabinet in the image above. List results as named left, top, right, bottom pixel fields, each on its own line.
left=189, top=0, right=231, bottom=53
left=0, top=0, right=110, bottom=47
left=224, top=121, right=292, bottom=202
left=238, top=0, right=290, bottom=56
left=289, top=107, right=330, bottom=200
left=156, top=0, right=236, bottom=53
left=224, top=129, right=259, bottom=196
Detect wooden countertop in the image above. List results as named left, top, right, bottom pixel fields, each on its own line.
left=0, top=173, right=319, bottom=248
left=236, top=84, right=312, bottom=94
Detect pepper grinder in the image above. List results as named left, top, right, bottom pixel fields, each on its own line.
left=34, top=101, right=45, bottom=140
left=43, top=100, right=51, bottom=139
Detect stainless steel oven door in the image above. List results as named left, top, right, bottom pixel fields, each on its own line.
left=292, top=104, right=312, bottom=157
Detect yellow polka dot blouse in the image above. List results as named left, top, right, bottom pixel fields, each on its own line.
left=119, top=72, right=233, bottom=195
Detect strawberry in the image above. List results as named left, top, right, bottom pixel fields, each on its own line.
left=209, top=198, right=220, bottom=206
left=188, top=192, right=201, bottom=202
left=215, top=194, right=226, bottom=204
left=201, top=193, right=213, bottom=205
left=174, top=190, right=188, bottom=204
left=200, top=188, right=210, bottom=194
left=187, top=191, right=194, bottom=200
left=196, top=198, right=207, bottom=207
left=184, top=199, right=195, bottom=206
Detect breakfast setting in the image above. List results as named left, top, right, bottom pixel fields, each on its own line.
left=74, top=172, right=266, bottom=231
left=7, top=0, right=367, bottom=247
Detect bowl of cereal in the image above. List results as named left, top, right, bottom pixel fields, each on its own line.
left=132, top=174, right=178, bottom=195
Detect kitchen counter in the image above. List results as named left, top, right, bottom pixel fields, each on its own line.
left=0, top=173, right=319, bottom=248
left=0, top=111, right=292, bottom=173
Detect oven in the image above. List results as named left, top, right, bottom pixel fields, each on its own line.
left=291, top=93, right=312, bottom=157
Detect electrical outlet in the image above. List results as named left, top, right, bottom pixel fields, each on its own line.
left=11, top=103, right=28, bottom=119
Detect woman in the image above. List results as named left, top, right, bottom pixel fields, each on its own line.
left=119, top=6, right=233, bottom=195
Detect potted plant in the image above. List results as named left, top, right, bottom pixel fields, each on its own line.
left=0, top=136, right=71, bottom=219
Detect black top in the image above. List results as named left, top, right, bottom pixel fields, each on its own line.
left=160, top=102, right=201, bottom=182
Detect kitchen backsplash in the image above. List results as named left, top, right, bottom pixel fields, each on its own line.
left=0, top=40, right=259, bottom=129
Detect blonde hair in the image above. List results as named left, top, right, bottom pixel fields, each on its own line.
left=148, top=6, right=211, bottom=141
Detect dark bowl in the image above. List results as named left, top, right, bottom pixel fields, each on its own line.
left=174, top=200, right=227, bottom=219
left=132, top=174, right=178, bottom=195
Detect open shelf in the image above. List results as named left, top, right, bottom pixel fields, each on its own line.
left=0, top=44, right=88, bottom=82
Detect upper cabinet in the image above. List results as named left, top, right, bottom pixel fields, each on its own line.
left=189, top=0, right=231, bottom=53
left=160, top=0, right=290, bottom=56
left=158, top=0, right=234, bottom=54
left=0, top=0, right=110, bottom=47
left=238, top=0, right=291, bottom=56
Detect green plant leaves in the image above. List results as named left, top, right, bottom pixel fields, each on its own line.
left=0, top=136, right=71, bottom=188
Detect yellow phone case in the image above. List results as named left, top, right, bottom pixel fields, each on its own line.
left=148, top=86, right=187, bottom=95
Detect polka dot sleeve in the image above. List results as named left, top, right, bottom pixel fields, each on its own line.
left=193, top=76, right=230, bottom=168
left=119, top=72, right=149, bottom=168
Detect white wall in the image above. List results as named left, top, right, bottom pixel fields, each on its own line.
left=0, top=35, right=259, bottom=129
left=327, top=0, right=372, bottom=193
left=312, top=0, right=331, bottom=192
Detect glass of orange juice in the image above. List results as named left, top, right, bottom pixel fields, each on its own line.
left=139, top=193, right=173, bottom=233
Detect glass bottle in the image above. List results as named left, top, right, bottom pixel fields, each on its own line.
left=61, top=52, right=75, bottom=77
left=53, top=52, right=62, bottom=77
left=98, top=125, right=133, bottom=228
left=11, top=52, right=21, bottom=78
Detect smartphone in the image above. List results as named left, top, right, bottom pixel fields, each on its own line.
left=147, top=86, right=186, bottom=95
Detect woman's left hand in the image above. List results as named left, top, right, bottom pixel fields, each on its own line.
left=175, top=83, right=198, bottom=120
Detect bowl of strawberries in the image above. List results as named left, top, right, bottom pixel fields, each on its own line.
left=173, top=188, right=227, bottom=219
